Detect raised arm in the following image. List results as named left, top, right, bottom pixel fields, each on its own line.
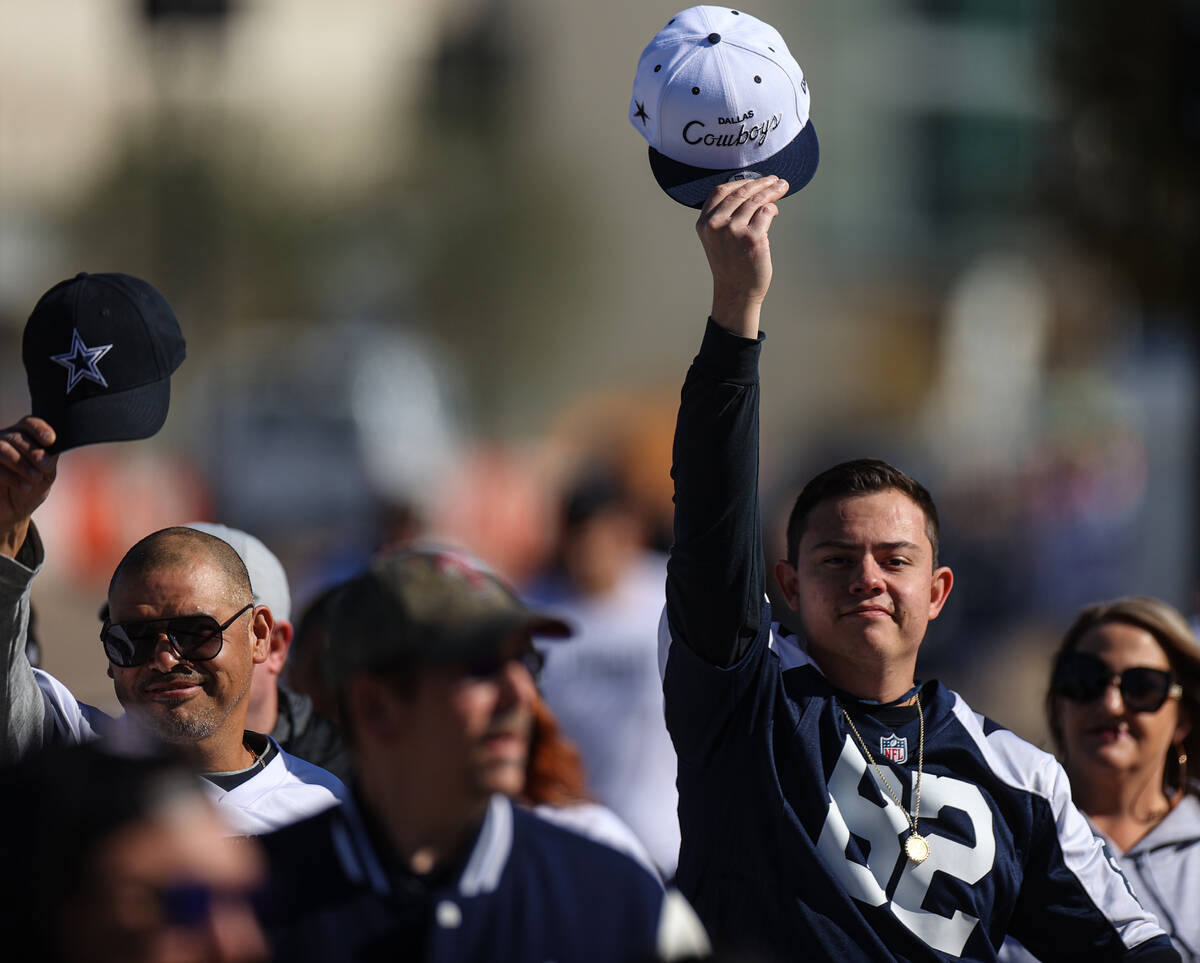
left=0, top=417, right=57, bottom=560
left=0, top=417, right=59, bottom=760
left=665, top=177, right=788, bottom=668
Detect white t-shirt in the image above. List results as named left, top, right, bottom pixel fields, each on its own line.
left=34, top=667, right=346, bottom=835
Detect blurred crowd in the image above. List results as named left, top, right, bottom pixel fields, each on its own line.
left=4, top=294, right=1198, bottom=959
left=1, top=409, right=706, bottom=961
left=2, top=0, right=1198, bottom=958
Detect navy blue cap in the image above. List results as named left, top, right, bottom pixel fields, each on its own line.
left=22, top=273, right=186, bottom=453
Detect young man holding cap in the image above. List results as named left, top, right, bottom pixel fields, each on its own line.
left=660, top=174, right=1180, bottom=961
left=629, top=10, right=1178, bottom=959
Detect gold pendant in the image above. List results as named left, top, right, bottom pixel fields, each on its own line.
left=905, top=833, right=930, bottom=863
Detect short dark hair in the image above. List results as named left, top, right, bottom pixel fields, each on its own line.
left=108, top=526, right=253, bottom=608
left=785, top=458, right=941, bottom=566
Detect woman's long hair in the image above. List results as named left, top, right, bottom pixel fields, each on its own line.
left=522, top=697, right=593, bottom=807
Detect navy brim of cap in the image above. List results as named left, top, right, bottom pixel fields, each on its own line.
left=36, top=377, right=171, bottom=454
left=648, top=119, right=819, bottom=210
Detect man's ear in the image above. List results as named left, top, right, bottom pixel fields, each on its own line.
left=927, top=566, right=954, bottom=621
left=774, top=560, right=802, bottom=611
left=345, top=676, right=402, bottom=741
left=261, top=619, right=294, bottom=676
left=249, top=605, right=275, bottom=665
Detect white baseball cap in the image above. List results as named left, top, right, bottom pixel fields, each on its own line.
left=185, top=522, right=292, bottom=622
left=629, top=6, right=818, bottom=208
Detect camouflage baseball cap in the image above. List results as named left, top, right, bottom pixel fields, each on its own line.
left=324, top=545, right=572, bottom=686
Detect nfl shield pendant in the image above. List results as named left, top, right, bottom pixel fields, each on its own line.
left=905, top=833, right=930, bottom=863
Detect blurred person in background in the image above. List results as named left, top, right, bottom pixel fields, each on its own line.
left=185, top=522, right=352, bottom=782
left=1003, top=597, right=1200, bottom=960
left=522, top=691, right=658, bottom=875
left=0, top=739, right=268, bottom=963
left=290, top=533, right=658, bottom=869
left=283, top=581, right=342, bottom=722
left=524, top=466, right=680, bottom=876
left=0, top=416, right=346, bottom=833
left=257, top=546, right=708, bottom=961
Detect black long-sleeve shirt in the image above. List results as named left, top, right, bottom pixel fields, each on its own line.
left=666, top=318, right=765, bottom=670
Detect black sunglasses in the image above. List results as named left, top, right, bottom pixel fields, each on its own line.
left=121, top=878, right=266, bottom=928
left=100, top=603, right=254, bottom=668
left=463, top=647, right=546, bottom=682
left=1052, top=650, right=1183, bottom=713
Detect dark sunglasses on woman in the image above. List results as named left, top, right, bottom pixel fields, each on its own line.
left=1052, top=650, right=1183, bottom=713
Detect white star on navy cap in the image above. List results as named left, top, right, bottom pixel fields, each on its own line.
left=50, top=329, right=113, bottom=393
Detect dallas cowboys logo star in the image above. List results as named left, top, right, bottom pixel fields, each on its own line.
left=50, top=329, right=113, bottom=393
left=634, top=101, right=649, bottom=126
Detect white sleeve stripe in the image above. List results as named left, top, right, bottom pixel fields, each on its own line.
left=948, top=696, right=1165, bottom=951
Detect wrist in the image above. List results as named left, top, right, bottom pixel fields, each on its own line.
left=710, top=292, right=765, bottom=339
left=0, top=519, right=30, bottom=560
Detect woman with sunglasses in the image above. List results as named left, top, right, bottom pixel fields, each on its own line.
left=1034, top=596, right=1198, bottom=960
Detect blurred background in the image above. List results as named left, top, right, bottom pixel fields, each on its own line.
left=1, top=0, right=1198, bottom=748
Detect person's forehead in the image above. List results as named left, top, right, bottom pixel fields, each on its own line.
left=109, top=558, right=229, bottom=616
left=801, top=490, right=931, bottom=544
left=101, top=799, right=262, bottom=882
left=1077, top=621, right=1170, bottom=669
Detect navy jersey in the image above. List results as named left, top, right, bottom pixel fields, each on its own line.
left=661, top=319, right=1178, bottom=962
left=259, top=791, right=709, bottom=962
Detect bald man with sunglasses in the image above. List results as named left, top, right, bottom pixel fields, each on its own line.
left=0, top=416, right=346, bottom=834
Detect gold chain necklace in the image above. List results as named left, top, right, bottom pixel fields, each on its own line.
left=841, top=693, right=929, bottom=863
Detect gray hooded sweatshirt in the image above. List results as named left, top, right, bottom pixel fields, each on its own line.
left=1001, top=791, right=1200, bottom=961
left=1106, top=791, right=1200, bottom=961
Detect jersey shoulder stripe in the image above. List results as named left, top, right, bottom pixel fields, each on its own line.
left=947, top=695, right=1163, bottom=954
